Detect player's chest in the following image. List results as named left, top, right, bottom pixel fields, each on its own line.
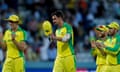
left=106, top=38, right=117, bottom=47
left=5, top=32, right=22, bottom=41
left=56, top=28, right=67, bottom=37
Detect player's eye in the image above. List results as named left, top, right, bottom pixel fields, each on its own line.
left=53, top=18, right=56, bottom=20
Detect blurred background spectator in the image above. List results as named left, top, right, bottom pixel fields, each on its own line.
left=0, top=49, right=3, bottom=64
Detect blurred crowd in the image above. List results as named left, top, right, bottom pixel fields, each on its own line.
left=0, top=0, right=120, bottom=63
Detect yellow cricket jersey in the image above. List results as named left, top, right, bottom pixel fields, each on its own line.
left=3, top=27, right=27, bottom=58
left=55, top=22, right=74, bottom=57
left=104, top=35, right=120, bottom=64
left=91, top=39, right=108, bottom=65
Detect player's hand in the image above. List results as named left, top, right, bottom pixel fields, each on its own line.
left=101, top=44, right=106, bottom=48
left=91, top=40, right=96, bottom=48
left=95, top=42, right=101, bottom=48
left=96, top=42, right=105, bottom=48
left=11, top=32, right=16, bottom=40
left=50, top=34, right=56, bottom=40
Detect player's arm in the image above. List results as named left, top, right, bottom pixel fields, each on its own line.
left=0, top=32, right=7, bottom=50
left=12, top=40, right=27, bottom=51
left=51, top=33, right=71, bottom=42
left=104, top=36, right=120, bottom=55
left=95, top=42, right=106, bottom=56
left=104, top=43, right=120, bottom=55
left=97, top=47, right=106, bottom=56
left=12, top=31, right=27, bottom=51
left=97, top=42, right=119, bottom=55
left=91, top=48, right=97, bottom=56
left=91, top=41, right=106, bottom=56
left=0, top=41, right=7, bottom=50
left=51, top=24, right=72, bottom=42
left=90, top=40, right=97, bottom=56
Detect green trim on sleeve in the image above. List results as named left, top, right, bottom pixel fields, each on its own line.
left=64, top=22, right=75, bottom=55
left=19, top=50, right=24, bottom=57
left=105, top=45, right=119, bottom=55
left=18, top=27, right=27, bottom=41
left=106, top=45, right=119, bottom=52
left=73, top=55, right=76, bottom=69
left=68, top=37, right=75, bottom=55
left=90, top=48, right=97, bottom=56
left=117, top=52, right=120, bottom=64
left=105, top=35, right=120, bottom=55
left=64, top=22, right=72, bottom=34
left=23, top=30, right=27, bottom=41
left=19, top=29, right=27, bottom=41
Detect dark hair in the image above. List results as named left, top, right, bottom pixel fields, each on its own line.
left=51, top=10, right=64, bottom=19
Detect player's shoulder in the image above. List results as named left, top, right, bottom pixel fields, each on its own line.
left=17, top=27, right=27, bottom=33
left=5, top=29, right=11, bottom=34
left=63, top=22, right=72, bottom=29
left=64, top=22, right=71, bottom=27
left=115, top=33, right=120, bottom=38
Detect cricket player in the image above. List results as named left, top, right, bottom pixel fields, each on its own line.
left=96, top=22, right=120, bottom=72
left=91, top=25, right=108, bottom=72
left=50, top=10, right=76, bottom=72
left=0, top=15, right=27, bottom=72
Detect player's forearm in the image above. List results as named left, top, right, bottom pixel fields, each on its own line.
left=0, top=41, right=6, bottom=50
left=55, top=37, right=63, bottom=41
left=104, top=44, right=120, bottom=55
left=12, top=40, right=26, bottom=51
left=97, top=48, right=106, bottom=56
left=55, top=37, right=69, bottom=42
left=55, top=34, right=71, bottom=42
left=91, top=48, right=97, bottom=56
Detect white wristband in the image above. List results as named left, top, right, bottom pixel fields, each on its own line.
left=62, top=34, right=71, bottom=42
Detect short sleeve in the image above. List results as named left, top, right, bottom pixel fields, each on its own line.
left=21, top=30, right=27, bottom=42
left=64, top=23, right=73, bottom=34
left=3, top=31, right=8, bottom=41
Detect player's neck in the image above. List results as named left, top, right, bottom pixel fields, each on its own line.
left=12, top=26, right=18, bottom=32
left=58, top=20, right=64, bottom=28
